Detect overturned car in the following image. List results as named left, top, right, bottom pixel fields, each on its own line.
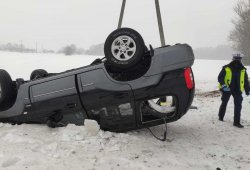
left=0, top=28, right=195, bottom=132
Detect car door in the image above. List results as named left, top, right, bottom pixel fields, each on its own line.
left=77, top=69, right=136, bottom=132
left=28, top=75, right=87, bottom=123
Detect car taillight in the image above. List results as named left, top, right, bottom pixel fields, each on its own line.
left=184, top=67, right=194, bottom=89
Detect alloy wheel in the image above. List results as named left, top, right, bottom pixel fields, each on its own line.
left=111, top=35, right=137, bottom=61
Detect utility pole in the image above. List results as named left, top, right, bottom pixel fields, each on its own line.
left=118, top=0, right=126, bottom=29
left=155, top=0, right=166, bottom=46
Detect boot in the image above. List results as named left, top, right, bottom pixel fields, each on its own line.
left=233, top=123, right=244, bottom=128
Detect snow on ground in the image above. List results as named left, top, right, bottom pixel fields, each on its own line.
left=0, top=51, right=98, bottom=80
left=0, top=52, right=250, bottom=170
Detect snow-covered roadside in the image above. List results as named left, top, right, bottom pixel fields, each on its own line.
left=0, top=94, right=249, bottom=170
left=0, top=52, right=250, bottom=170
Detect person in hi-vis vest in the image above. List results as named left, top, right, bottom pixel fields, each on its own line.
left=218, top=54, right=249, bottom=128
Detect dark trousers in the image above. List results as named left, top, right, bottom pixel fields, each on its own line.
left=218, top=92, right=243, bottom=124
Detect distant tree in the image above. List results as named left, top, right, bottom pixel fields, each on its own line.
left=85, top=43, right=104, bottom=56
left=58, top=44, right=85, bottom=55
left=61, top=44, right=77, bottom=55
left=76, top=48, right=85, bottom=55
left=0, top=43, right=27, bottom=52
left=229, top=0, right=250, bottom=65
left=42, top=49, right=55, bottom=53
left=0, top=43, right=55, bottom=53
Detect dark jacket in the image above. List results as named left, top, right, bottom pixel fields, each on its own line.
left=218, top=60, right=250, bottom=95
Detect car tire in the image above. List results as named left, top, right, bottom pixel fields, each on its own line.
left=0, top=69, right=14, bottom=104
left=104, top=28, right=145, bottom=69
left=30, top=69, right=48, bottom=80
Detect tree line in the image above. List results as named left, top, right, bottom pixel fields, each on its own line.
left=230, top=0, right=250, bottom=65
left=0, top=43, right=85, bottom=56
left=0, top=43, right=37, bottom=53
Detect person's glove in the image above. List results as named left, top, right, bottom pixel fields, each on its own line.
left=221, top=84, right=230, bottom=92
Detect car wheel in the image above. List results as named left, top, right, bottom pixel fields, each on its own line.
left=0, top=69, right=14, bottom=104
left=104, top=28, right=145, bottom=69
left=30, top=69, right=48, bottom=80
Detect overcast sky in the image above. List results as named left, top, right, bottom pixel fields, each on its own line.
left=0, top=0, right=237, bottom=51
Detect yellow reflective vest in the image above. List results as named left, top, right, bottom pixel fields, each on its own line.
left=219, top=67, right=246, bottom=92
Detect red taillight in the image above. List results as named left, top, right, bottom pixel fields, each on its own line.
left=184, top=67, right=194, bottom=89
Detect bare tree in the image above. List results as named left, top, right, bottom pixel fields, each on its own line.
left=61, top=44, right=77, bottom=56
left=229, top=0, right=250, bottom=65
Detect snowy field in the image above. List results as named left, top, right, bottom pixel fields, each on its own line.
left=0, top=52, right=250, bottom=170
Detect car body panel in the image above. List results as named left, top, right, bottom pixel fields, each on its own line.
left=30, top=75, right=76, bottom=103
left=145, top=44, right=194, bottom=76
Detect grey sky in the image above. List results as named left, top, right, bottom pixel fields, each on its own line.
left=0, top=0, right=236, bottom=50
